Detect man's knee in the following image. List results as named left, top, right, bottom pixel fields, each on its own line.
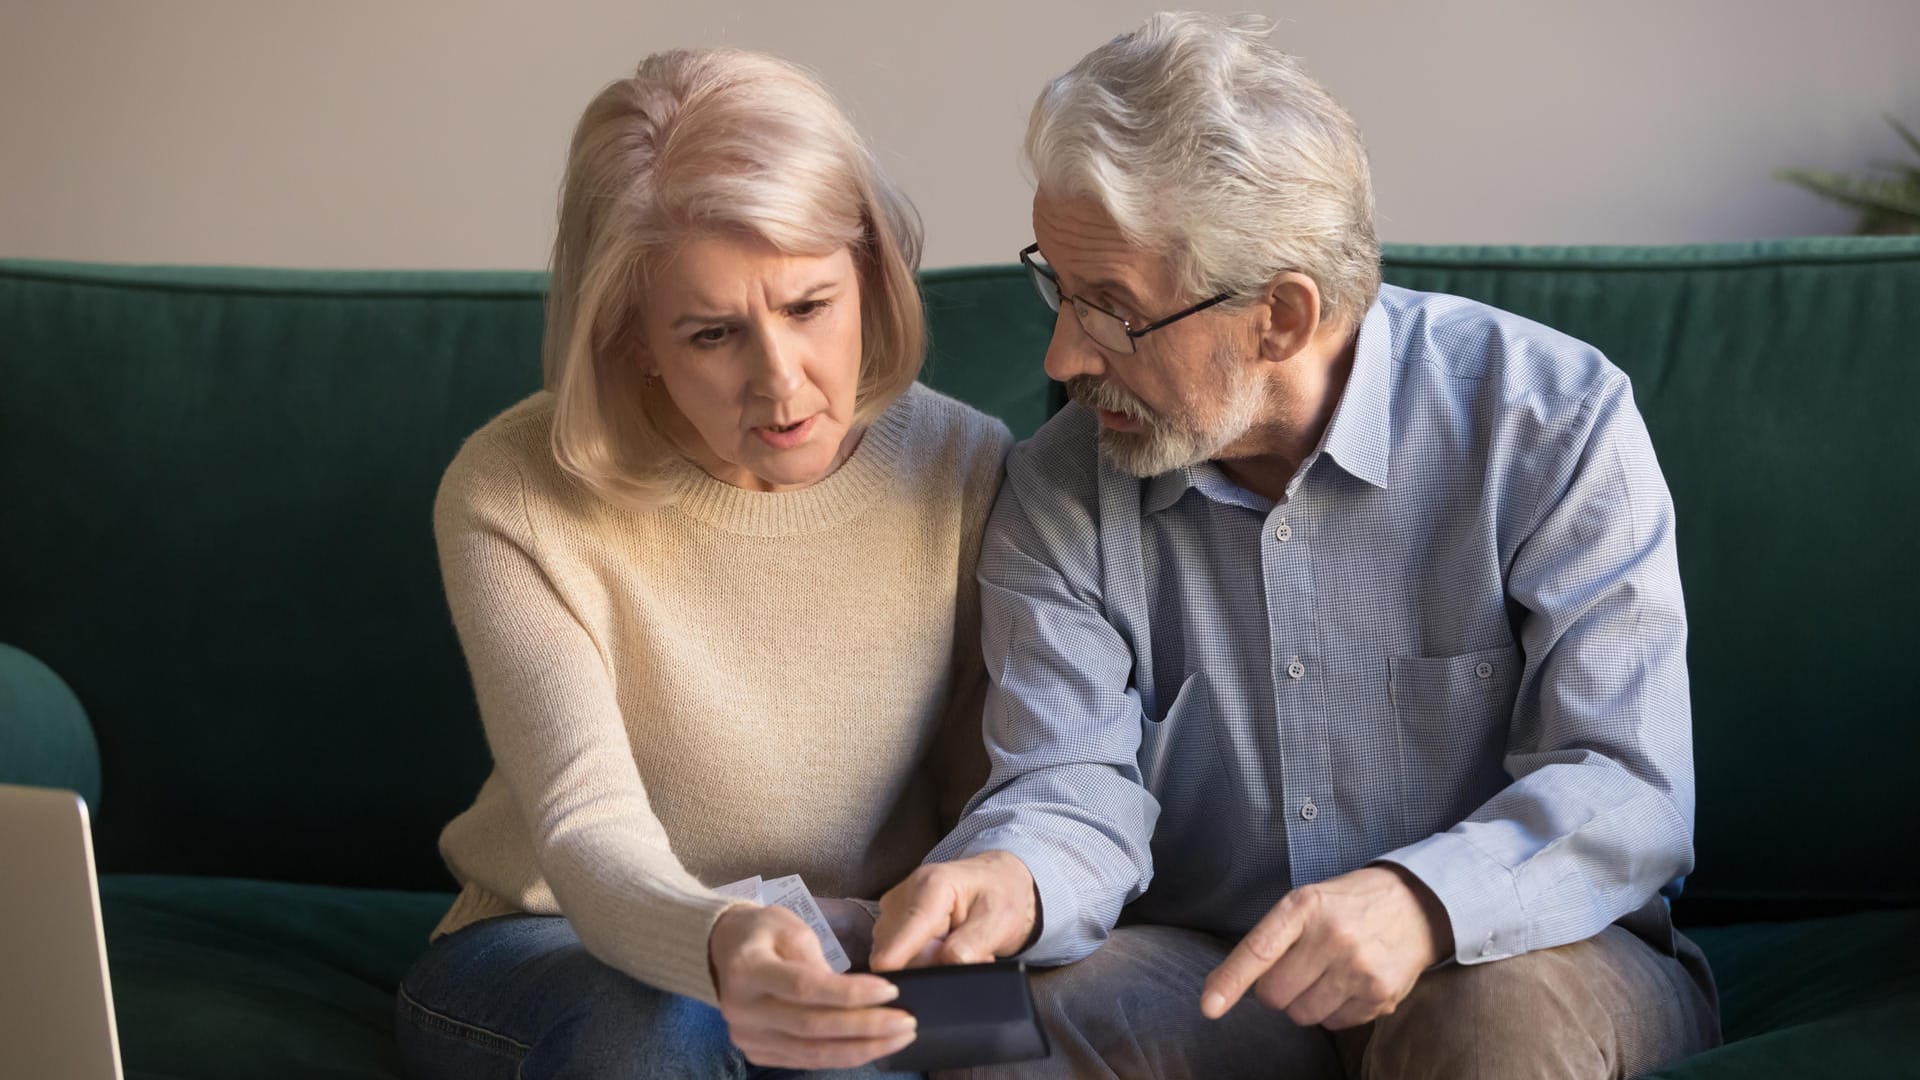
left=985, top=926, right=1342, bottom=1080
left=1365, top=939, right=1615, bottom=1080
left=1029, top=926, right=1222, bottom=1046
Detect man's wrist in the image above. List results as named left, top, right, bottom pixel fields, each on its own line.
left=1379, top=862, right=1453, bottom=967
left=975, top=849, right=1042, bottom=952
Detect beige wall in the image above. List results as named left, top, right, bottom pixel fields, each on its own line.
left=2, top=0, right=1915, bottom=271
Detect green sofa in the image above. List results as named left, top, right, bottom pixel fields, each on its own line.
left=2, top=239, right=1917, bottom=1079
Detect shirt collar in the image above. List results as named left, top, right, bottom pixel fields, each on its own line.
left=1316, top=297, right=1394, bottom=491
left=1143, top=465, right=1193, bottom=515
left=1144, top=460, right=1273, bottom=515
left=1142, top=296, right=1395, bottom=514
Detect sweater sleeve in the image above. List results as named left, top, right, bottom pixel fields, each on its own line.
left=433, top=437, right=746, bottom=1005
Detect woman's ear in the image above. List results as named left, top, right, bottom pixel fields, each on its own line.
left=1254, top=272, right=1322, bottom=365
left=621, top=314, right=658, bottom=379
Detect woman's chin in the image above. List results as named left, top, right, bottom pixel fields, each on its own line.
left=743, top=449, right=835, bottom=491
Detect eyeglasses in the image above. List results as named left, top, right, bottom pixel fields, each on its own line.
left=1020, top=243, right=1234, bottom=355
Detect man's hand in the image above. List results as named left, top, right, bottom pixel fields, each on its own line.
left=1200, top=865, right=1453, bottom=1030
left=869, top=851, right=1038, bottom=971
left=816, top=898, right=878, bottom=971
left=709, top=905, right=916, bottom=1069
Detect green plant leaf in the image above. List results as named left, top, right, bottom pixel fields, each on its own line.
left=1886, top=113, right=1920, bottom=162
left=1777, top=168, right=1920, bottom=224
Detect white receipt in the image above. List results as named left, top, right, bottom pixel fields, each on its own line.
left=712, top=875, right=764, bottom=902
left=714, top=873, right=852, bottom=973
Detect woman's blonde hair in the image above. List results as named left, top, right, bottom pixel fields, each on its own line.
left=543, top=48, right=925, bottom=509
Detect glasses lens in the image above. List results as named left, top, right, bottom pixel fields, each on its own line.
left=1075, top=303, right=1135, bottom=354
left=1024, top=255, right=1061, bottom=313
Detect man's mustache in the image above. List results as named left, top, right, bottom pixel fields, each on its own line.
left=1066, top=375, right=1153, bottom=425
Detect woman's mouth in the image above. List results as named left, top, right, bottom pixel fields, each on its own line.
left=754, top=414, right=818, bottom=449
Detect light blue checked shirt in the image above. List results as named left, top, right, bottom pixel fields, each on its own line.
left=930, top=284, right=1695, bottom=968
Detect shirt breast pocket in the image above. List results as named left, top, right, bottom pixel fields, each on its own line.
left=1388, top=644, right=1520, bottom=831
left=1137, top=671, right=1236, bottom=910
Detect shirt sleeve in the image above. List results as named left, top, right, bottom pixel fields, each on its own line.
left=1377, top=372, right=1695, bottom=965
left=434, top=440, right=745, bottom=1005
left=925, top=435, right=1160, bottom=965
left=928, top=421, right=1015, bottom=833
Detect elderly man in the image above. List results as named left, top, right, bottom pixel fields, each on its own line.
left=868, top=12, right=1721, bottom=1079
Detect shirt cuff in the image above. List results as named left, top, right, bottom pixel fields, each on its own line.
left=1374, top=831, right=1527, bottom=966
left=954, top=831, right=1095, bottom=966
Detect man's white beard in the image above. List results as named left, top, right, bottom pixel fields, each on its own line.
left=1067, top=345, right=1264, bottom=479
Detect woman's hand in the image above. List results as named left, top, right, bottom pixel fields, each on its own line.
left=709, top=904, right=917, bottom=1069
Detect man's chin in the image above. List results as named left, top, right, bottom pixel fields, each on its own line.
left=1097, top=427, right=1203, bottom=479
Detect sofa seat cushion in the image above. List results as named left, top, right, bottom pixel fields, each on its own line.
left=1650, top=908, right=1920, bottom=1078
left=101, top=874, right=451, bottom=1080
left=99, top=875, right=1919, bottom=1078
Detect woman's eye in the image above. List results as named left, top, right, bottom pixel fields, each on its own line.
left=690, top=326, right=729, bottom=347
left=790, top=300, right=829, bottom=320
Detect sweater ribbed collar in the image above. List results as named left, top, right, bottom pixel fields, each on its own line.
left=664, top=386, right=917, bottom=537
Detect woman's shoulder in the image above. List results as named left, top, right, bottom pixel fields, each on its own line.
left=436, top=392, right=573, bottom=513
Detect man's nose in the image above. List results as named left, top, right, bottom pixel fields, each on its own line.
left=1041, top=305, right=1107, bottom=384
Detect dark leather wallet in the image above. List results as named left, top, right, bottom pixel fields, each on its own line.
left=872, top=959, right=1051, bottom=1072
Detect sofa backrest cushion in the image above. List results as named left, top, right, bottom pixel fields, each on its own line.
left=3, top=239, right=1915, bottom=914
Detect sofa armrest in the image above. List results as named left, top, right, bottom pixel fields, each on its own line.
left=0, top=642, right=101, bottom=809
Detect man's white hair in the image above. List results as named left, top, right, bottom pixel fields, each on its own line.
left=1027, top=11, right=1380, bottom=327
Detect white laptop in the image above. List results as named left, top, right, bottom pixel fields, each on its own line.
left=0, top=783, right=126, bottom=1080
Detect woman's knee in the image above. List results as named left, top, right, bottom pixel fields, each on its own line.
left=518, top=977, right=735, bottom=1080
left=396, top=916, right=738, bottom=1079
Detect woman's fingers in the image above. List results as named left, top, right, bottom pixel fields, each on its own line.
left=753, top=960, right=902, bottom=1010
left=752, top=997, right=917, bottom=1041
left=722, top=920, right=918, bottom=1070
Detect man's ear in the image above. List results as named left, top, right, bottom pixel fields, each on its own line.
left=1254, top=272, right=1322, bottom=364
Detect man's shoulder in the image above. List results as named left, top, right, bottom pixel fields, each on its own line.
left=1376, top=285, right=1624, bottom=415
left=1007, top=400, right=1105, bottom=496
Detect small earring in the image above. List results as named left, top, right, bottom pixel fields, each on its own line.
left=643, top=371, right=658, bottom=387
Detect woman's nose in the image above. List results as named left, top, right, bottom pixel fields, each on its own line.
left=749, top=327, right=807, bottom=401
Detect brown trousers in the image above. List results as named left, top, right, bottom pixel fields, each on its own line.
left=941, top=923, right=1720, bottom=1080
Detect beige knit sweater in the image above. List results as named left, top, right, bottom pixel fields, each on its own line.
left=428, top=383, right=1011, bottom=1005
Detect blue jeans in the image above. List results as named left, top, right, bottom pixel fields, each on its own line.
left=394, top=914, right=920, bottom=1080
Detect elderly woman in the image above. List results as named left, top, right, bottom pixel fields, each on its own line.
left=392, top=48, right=1011, bottom=1079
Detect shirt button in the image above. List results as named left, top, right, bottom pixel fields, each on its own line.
left=1274, top=522, right=1293, bottom=542
left=1300, top=799, right=1318, bottom=822
left=1480, top=934, right=1496, bottom=958
left=1287, top=659, right=1306, bottom=680
left=1475, top=662, right=1493, bottom=679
